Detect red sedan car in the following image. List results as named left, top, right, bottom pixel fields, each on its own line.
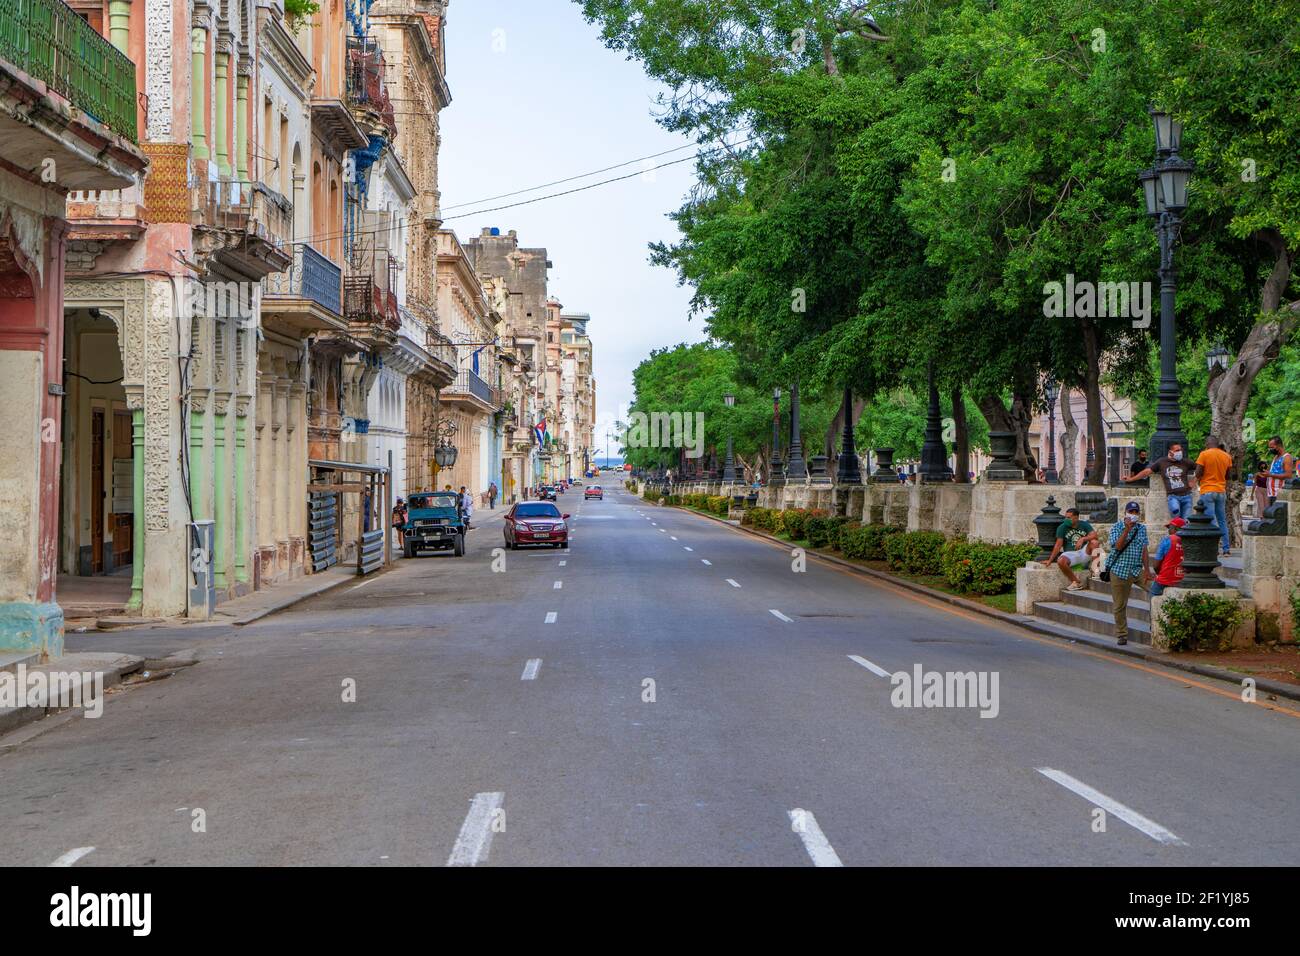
left=503, top=501, right=569, bottom=549
left=584, top=485, right=603, bottom=500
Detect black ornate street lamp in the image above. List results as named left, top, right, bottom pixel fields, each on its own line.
left=1207, top=342, right=1230, bottom=373
left=919, top=362, right=952, bottom=482
left=1140, top=107, right=1194, bottom=464
left=1043, top=376, right=1060, bottom=483
left=786, top=380, right=807, bottom=481
left=836, top=385, right=862, bottom=484
left=722, top=393, right=737, bottom=481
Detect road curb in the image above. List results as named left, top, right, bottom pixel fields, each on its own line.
left=0, top=653, right=146, bottom=741
left=227, top=567, right=375, bottom=626
left=667, top=501, right=1300, bottom=704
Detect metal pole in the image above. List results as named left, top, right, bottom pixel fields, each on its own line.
left=1149, top=213, right=1188, bottom=462
left=786, top=380, right=806, bottom=480
left=919, top=361, right=952, bottom=482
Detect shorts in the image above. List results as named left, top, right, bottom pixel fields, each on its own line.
left=1061, top=547, right=1092, bottom=567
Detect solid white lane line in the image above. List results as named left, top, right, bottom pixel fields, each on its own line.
left=770, top=609, right=793, bottom=622
left=50, top=846, right=95, bottom=867
left=554, top=581, right=563, bottom=589
left=787, top=810, right=842, bottom=867
left=726, top=578, right=741, bottom=588
left=521, top=659, right=542, bottom=681
left=545, top=612, right=558, bottom=624
left=848, top=655, right=892, bottom=679
left=447, top=792, right=506, bottom=866
left=683, top=546, right=693, bottom=552
left=1035, top=768, right=1187, bottom=846
left=701, top=559, right=712, bottom=566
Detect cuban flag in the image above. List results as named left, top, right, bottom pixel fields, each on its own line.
left=533, top=418, right=547, bottom=446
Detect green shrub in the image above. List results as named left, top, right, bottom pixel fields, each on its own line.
left=707, top=495, right=731, bottom=516
left=884, top=530, right=946, bottom=575
left=828, top=516, right=855, bottom=550
left=807, top=516, right=854, bottom=549
left=779, top=508, right=826, bottom=541
left=1159, top=593, right=1245, bottom=652
left=940, top=540, right=1038, bottom=595
left=840, top=524, right=903, bottom=561
left=643, top=489, right=661, bottom=503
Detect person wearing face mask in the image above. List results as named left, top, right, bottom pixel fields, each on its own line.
left=1253, top=436, right=1294, bottom=517
left=1125, top=442, right=1195, bottom=520
left=1105, top=501, right=1150, bottom=646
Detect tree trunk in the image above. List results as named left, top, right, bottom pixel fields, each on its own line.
left=1208, top=231, right=1298, bottom=548
left=1011, top=390, right=1037, bottom=480
left=951, top=386, right=970, bottom=482
left=1059, top=386, right=1079, bottom=486
left=1081, top=317, right=1106, bottom=485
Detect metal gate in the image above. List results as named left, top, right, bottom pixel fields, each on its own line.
left=308, top=491, right=338, bottom=572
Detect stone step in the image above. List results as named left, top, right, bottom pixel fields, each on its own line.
left=1034, top=600, right=1152, bottom=644
left=1061, top=585, right=1150, bottom=624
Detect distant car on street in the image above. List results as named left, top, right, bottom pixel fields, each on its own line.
left=537, top=485, right=557, bottom=501
left=503, top=501, right=569, bottom=549
left=584, top=485, right=603, bottom=500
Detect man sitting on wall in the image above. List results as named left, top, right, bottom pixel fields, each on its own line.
left=1042, top=506, right=1100, bottom=592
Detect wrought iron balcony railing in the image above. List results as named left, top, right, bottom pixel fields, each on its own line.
left=264, top=243, right=342, bottom=317
left=0, top=0, right=139, bottom=142
left=445, top=368, right=501, bottom=408
left=427, top=328, right=457, bottom=371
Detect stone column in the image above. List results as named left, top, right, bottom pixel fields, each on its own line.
left=109, top=0, right=131, bottom=53
left=191, top=28, right=209, bottom=162
left=189, top=390, right=209, bottom=520
left=234, top=399, right=250, bottom=586
left=289, top=380, right=307, bottom=571
left=127, top=398, right=145, bottom=611
left=235, top=71, right=250, bottom=181
left=212, top=393, right=229, bottom=591
left=214, top=48, right=231, bottom=178
left=274, top=377, right=290, bottom=564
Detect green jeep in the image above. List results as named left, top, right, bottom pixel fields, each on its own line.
left=403, top=491, right=466, bottom=558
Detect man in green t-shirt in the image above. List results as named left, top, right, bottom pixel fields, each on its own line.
left=1042, top=506, right=1099, bottom=591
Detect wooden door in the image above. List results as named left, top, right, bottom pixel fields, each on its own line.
left=91, top=408, right=104, bottom=573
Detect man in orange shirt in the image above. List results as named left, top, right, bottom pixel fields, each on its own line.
left=1195, top=437, right=1233, bottom=555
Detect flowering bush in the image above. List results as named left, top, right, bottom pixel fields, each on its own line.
left=940, top=540, right=1038, bottom=595
left=840, top=524, right=902, bottom=560
left=883, top=530, right=946, bottom=575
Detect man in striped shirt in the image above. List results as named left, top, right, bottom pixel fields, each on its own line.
left=1106, top=501, right=1150, bottom=647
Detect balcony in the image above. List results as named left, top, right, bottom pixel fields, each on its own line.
left=193, top=179, right=294, bottom=276
left=443, top=368, right=501, bottom=411
left=262, top=243, right=346, bottom=332
left=345, top=37, right=396, bottom=139
left=0, top=0, right=138, bottom=143
left=66, top=177, right=146, bottom=241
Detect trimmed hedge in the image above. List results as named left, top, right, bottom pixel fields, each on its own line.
left=883, top=530, right=946, bottom=576
left=806, top=515, right=854, bottom=550
left=707, top=495, right=731, bottom=516
left=643, top=488, right=662, bottom=503
left=840, top=524, right=903, bottom=561
left=940, top=540, right=1038, bottom=595
left=777, top=508, right=827, bottom=540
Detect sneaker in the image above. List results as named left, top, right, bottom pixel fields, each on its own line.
left=1066, top=581, right=1084, bottom=591
left=1117, top=636, right=1128, bottom=646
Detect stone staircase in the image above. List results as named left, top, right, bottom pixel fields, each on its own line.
left=1032, top=554, right=1243, bottom=645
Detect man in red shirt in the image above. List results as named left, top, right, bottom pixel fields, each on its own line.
left=1149, top=517, right=1185, bottom=596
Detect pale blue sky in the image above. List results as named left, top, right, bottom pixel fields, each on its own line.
left=438, top=0, right=708, bottom=453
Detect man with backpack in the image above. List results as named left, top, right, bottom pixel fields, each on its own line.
left=1105, top=501, right=1151, bottom=646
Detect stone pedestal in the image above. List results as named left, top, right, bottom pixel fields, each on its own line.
left=933, top=483, right=974, bottom=537
left=1016, top=561, right=1074, bottom=615
left=908, top=482, right=940, bottom=532
left=1149, top=586, right=1256, bottom=652
left=881, top=484, right=911, bottom=528
left=834, top=485, right=866, bottom=522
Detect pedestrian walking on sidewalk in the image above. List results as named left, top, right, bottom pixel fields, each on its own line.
left=489, top=482, right=498, bottom=509
left=392, top=497, right=408, bottom=550
left=459, top=485, right=474, bottom=530
left=1105, top=500, right=1150, bottom=646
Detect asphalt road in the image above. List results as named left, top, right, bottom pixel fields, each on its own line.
left=4, top=483, right=1299, bottom=866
